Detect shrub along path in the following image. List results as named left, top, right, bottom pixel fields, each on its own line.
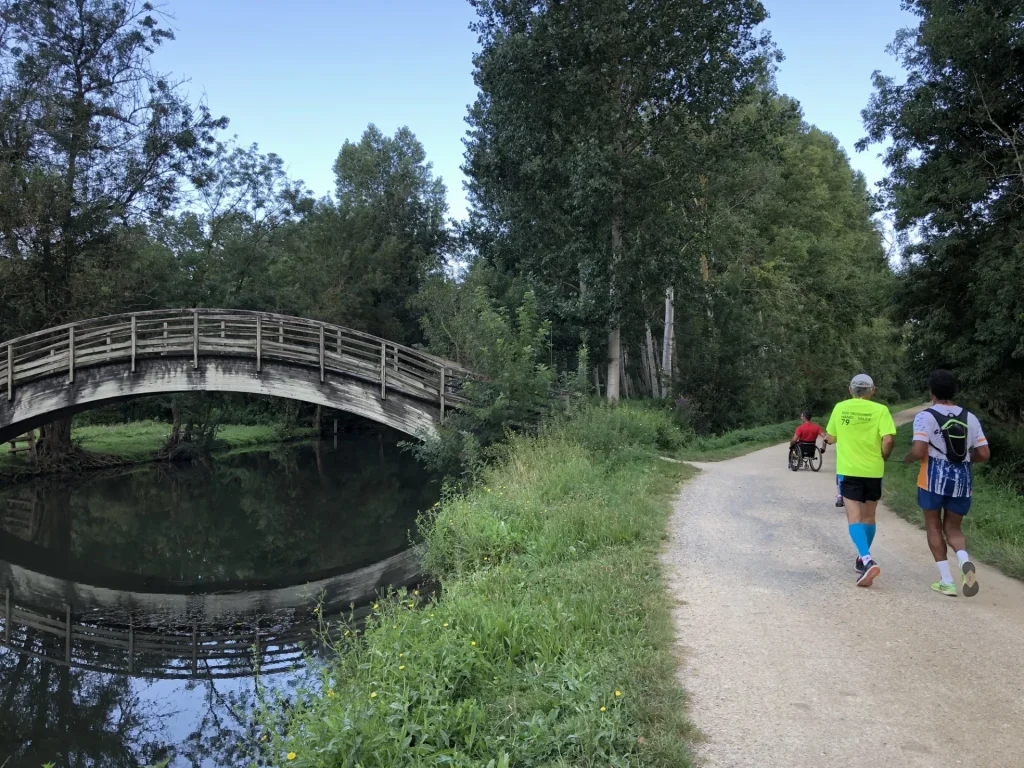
left=666, top=408, right=1024, bottom=767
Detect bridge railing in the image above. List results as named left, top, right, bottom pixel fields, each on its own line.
left=0, top=309, right=470, bottom=418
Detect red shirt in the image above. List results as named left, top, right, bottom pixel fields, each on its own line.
left=794, top=422, right=823, bottom=443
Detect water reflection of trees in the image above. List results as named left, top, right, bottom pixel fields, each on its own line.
left=0, top=642, right=174, bottom=767
left=1, top=434, right=438, bottom=585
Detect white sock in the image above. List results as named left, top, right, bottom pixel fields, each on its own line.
left=956, top=550, right=970, bottom=566
left=936, top=560, right=954, bottom=585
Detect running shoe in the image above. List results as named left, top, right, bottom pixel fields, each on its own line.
left=856, top=559, right=881, bottom=587
left=931, top=581, right=957, bottom=597
left=835, top=496, right=845, bottom=508
left=960, top=560, right=979, bottom=598
left=855, top=557, right=866, bottom=575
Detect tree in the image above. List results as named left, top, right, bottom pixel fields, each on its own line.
left=0, top=0, right=226, bottom=457
left=464, top=0, right=774, bottom=401
left=272, top=125, right=449, bottom=344
left=860, top=0, right=1024, bottom=421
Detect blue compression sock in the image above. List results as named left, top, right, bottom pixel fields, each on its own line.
left=848, top=523, right=871, bottom=560
left=865, top=524, right=877, bottom=549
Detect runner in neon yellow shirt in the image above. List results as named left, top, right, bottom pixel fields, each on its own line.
left=826, top=374, right=897, bottom=587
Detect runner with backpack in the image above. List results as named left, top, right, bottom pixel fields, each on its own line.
left=904, top=370, right=991, bottom=597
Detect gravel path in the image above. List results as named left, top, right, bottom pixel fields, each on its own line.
left=665, top=408, right=1024, bottom=767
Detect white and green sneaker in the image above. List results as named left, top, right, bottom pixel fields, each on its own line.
left=960, top=560, right=979, bottom=597
left=931, top=581, right=957, bottom=597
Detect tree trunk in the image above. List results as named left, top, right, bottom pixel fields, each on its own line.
left=644, top=324, right=659, bottom=398
left=169, top=400, right=182, bottom=447
left=606, top=328, right=621, bottom=402
left=661, top=287, right=675, bottom=399
left=36, top=418, right=73, bottom=461
left=606, top=211, right=624, bottom=403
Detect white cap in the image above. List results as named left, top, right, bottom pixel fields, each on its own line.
left=850, top=373, right=874, bottom=388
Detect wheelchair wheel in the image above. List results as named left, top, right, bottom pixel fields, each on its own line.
left=810, top=447, right=823, bottom=472
left=788, top=447, right=801, bottom=471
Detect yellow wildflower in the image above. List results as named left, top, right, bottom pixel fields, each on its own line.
left=443, top=622, right=449, bottom=628
left=600, top=706, right=606, bottom=712
left=372, top=604, right=379, bottom=611
left=327, top=690, right=335, bottom=698
left=399, top=665, right=405, bottom=670
left=287, top=753, right=297, bottom=761
left=370, top=692, right=377, bottom=699
left=471, top=641, right=477, bottom=646
left=615, top=690, right=622, bottom=697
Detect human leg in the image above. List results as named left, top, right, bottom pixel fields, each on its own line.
left=844, top=478, right=881, bottom=586
left=922, top=507, right=955, bottom=593
left=943, top=505, right=978, bottom=597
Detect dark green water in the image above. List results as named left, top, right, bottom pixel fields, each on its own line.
left=0, top=428, right=438, bottom=767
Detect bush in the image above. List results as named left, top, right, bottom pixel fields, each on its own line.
left=257, top=403, right=696, bottom=767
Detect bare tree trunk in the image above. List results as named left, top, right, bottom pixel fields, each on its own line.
left=644, top=324, right=659, bottom=398
left=314, top=404, right=323, bottom=434
left=661, top=287, right=675, bottom=399
left=607, top=211, right=623, bottom=403
left=606, top=328, right=621, bottom=402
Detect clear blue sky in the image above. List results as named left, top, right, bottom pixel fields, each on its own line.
left=154, top=0, right=915, bottom=219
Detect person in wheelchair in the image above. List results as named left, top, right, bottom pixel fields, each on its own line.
left=789, top=410, right=825, bottom=468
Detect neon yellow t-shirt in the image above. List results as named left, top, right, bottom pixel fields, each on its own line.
left=826, top=398, right=897, bottom=478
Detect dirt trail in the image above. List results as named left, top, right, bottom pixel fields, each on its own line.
left=665, top=407, right=1024, bottom=767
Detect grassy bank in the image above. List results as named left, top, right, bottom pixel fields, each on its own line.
left=259, top=404, right=696, bottom=767
left=882, top=421, right=1024, bottom=581
left=679, top=400, right=923, bottom=462
left=0, top=422, right=318, bottom=477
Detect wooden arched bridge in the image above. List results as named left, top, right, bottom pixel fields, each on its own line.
left=0, top=309, right=470, bottom=443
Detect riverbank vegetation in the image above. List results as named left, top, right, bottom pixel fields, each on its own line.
left=257, top=404, right=697, bottom=767
left=0, top=421, right=317, bottom=479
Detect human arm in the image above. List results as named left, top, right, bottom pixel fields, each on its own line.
left=881, top=434, right=895, bottom=460
left=904, top=412, right=929, bottom=464
left=825, top=411, right=837, bottom=445
left=970, top=414, right=991, bottom=464
left=904, top=440, right=928, bottom=464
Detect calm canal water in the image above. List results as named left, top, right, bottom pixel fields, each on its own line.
left=0, top=428, right=439, bottom=767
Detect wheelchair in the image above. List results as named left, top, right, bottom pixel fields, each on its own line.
left=789, top=440, right=823, bottom=472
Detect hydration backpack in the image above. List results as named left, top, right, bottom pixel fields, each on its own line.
left=926, top=407, right=970, bottom=463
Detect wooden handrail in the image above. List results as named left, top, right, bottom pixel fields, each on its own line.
left=0, top=309, right=471, bottom=418
left=0, top=588, right=362, bottom=680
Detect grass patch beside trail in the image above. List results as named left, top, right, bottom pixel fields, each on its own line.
left=0, top=422, right=317, bottom=475
left=259, top=403, right=698, bottom=767
left=883, top=421, right=1024, bottom=581
left=679, top=401, right=924, bottom=463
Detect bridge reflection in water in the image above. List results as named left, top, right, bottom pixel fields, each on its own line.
left=0, top=433, right=437, bottom=767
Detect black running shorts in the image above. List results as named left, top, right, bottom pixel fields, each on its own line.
left=840, top=476, right=883, bottom=503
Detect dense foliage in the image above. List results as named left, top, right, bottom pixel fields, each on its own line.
left=1, top=0, right=916, bottom=447
left=861, top=0, right=1024, bottom=423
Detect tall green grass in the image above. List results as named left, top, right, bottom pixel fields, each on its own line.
left=257, top=403, right=696, bottom=767
left=883, top=421, right=1024, bottom=581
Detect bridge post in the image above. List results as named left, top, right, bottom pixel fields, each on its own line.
left=319, top=324, right=325, bottom=383
left=6, top=343, right=12, bottom=401
left=65, top=604, right=72, bottom=663
left=192, top=623, right=198, bottom=676
left=380, top=341, right=387, bottom=400
left=193, top=310, right=199, bottom=369
left=68, top=326, right=75, bottom=384
left=440, top=366, right=446, bottom=422
left=131, top=315, right=137, bottom=373
left=128, top=620, right=135, bottom=674
left=4, top=587, right=10, bottom=642
left=256, top=315, right=262, bottom=373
